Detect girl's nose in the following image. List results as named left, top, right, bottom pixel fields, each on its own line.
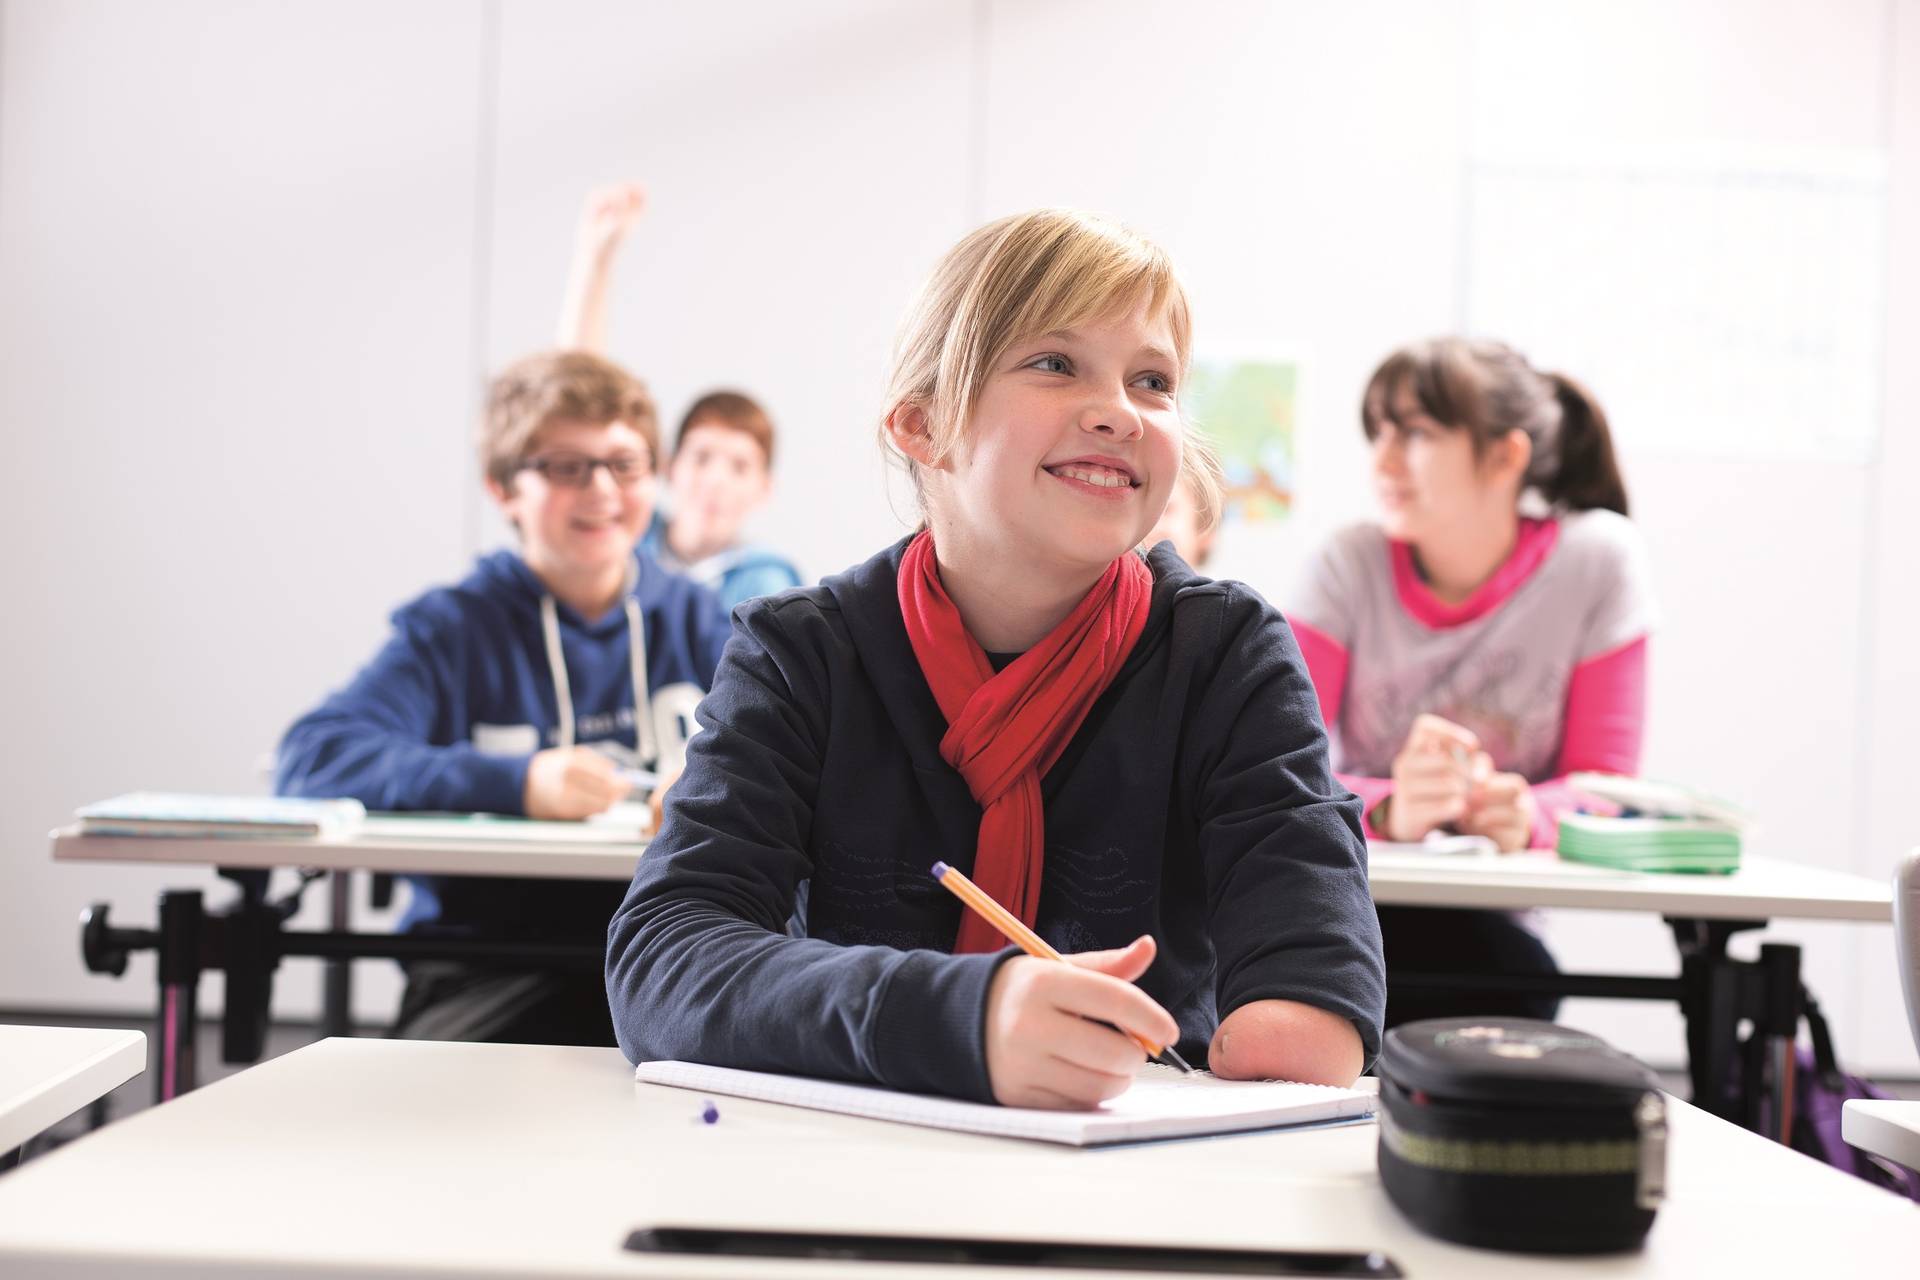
left=1080, top=382, right=1144, bottom=440
left=1370, top=431, right=1405, bottom=473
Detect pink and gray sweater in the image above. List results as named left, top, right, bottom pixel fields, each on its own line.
left=1285, top=510, right=1657, bottom=848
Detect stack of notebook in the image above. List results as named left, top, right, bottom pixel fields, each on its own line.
left=1556, top=774, right=1748, bottom=875
left=75, top=793, right=366, bottom=840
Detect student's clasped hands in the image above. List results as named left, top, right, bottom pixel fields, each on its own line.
left=1384, top=714, right=1537, bottom=852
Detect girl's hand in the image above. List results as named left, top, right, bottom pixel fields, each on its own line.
left=523, top=746, right=631, bottom=820
left=1460, top=771, right=1538, bottom=852
left=1381, top=714, right=1484, bottom=841
left=983, top=936, right=1179, bottom=1110
left=576, top=182, right=646, bottom=262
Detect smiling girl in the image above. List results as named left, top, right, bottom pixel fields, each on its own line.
left=606, top=210, right=1384, bottom=1106
left=1285, top=337, right=1656, bottom=1024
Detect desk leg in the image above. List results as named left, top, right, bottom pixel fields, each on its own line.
left=320, top=871, right=352, bottom=1038
left=155, top=889, right=204, bottom=1104
left=1671, top=917, right=1761, bottom=1123
left=1757, top=942, right=1803, bottom=1143
left=1669, top=919, right=1802, bottom=1140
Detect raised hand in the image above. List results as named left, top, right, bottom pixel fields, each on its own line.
left=577, top=182, right=646, bottom=262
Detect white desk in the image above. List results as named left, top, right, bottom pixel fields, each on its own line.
left=53, top=822, right=1896, bottom=1125
left=0, top=1026, right=145, bottom=1156
left=51, top=817, right=646, bottom=882
left=1845, top=1099, right=1920, bottom=1172
left=53, top=825, right=1894, bottom=922
left=1367, top=848, right=1892, bottom=923
left=0, top=1039, right=1911, bottom=1277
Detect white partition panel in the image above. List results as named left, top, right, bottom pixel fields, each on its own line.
left=1857, top=0, right=1920, bottom=1075
left=481, top=0, right=977, bottom=578
left=0, top=0, right=488, bottom=1016
left=978, top=0, right=1471, bottom=585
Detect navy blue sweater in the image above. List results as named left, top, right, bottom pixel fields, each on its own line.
left=606, top=538, right=1385, bottom=1102
left=276, top=548, right=730, bottom=940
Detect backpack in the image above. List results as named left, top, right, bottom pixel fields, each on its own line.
left=1752, top=989, right=1920, bottom=1202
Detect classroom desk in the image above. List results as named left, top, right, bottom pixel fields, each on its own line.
left=0, top=1038, right=1912, bottom=1277
left=1844, top=1100, right=1920, bottom=1172
left=55, top=823, right=1893, bottom=1137
left=1368, top=847, right=1892, bottom=921
left=0, top=1026, right=145, bottom=1165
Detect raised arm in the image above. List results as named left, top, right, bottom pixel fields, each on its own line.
left=556, top=182, right=646, bottom=353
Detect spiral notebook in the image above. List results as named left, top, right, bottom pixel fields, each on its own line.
left=634, top=1060, right=1375, bottom=1147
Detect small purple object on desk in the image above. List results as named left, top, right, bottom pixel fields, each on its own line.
left=700, top=1100, right=720, bottom=1125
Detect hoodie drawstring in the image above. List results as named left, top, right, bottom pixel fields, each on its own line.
left=626, top=594, right=656, bottom=763
left=538, top=593, right=577, bottom=750
left=536, top=558, right=655, bottom=763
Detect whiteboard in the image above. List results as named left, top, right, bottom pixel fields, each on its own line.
left=1465, top=144, right=1886, bottom=463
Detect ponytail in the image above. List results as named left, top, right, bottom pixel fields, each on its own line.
left=1543, top=373, right=1628, bottom=517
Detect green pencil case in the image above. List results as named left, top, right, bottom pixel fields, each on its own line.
left=1376, top=1018, right=1667, bottom=1254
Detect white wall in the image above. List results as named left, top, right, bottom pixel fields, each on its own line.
left=0, top=0, right=1913, bottom=1073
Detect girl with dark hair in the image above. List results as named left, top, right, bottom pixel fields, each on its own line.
left=1285, top=338, right=1656, bottom=1025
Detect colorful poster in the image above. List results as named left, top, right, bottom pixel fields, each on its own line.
left=1183, top=357, right=1299, bottom=523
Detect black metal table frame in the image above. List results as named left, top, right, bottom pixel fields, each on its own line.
left=77, top=871, right=1805, bottom=1139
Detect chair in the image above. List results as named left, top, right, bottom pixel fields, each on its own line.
left=1839, top=847, right=1920, bottom=1175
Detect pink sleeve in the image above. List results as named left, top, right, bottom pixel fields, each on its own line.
left=1289, top=618, right=1348, bottom=730
left=1530, top=636, right=1649, bottom=848
left=1339, top=772, right=1394, bottom=839
left=1289, top=620, right=1394, bottom=837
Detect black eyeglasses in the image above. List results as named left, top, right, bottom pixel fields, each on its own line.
left=518, top=452, right=652, bottom=489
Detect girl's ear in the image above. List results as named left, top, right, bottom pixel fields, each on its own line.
left=885, top=402, right=942, bottom=469
left=1487, top=428, right=1532, bottom=491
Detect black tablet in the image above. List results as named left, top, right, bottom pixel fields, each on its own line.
left=624, top=1226, right=1401, bottom=1276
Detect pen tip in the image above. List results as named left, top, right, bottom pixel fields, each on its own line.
left=1162, top=1045, right=1196, bottom=1074
left=931, top=862, right=949, bottom=878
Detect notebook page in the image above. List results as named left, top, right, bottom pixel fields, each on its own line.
left=635, top=1061, right=1373, bottom=1147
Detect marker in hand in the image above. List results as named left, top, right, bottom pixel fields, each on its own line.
left=931, top=861, right=1194, bottom=1073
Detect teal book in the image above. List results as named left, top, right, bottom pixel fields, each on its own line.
left=1558, top=775, right=1749, bottom=875
left=75, top=793, right=365, bottom=840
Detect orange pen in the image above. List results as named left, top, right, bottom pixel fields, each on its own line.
left=931, top=861, right=1194, bottom=1073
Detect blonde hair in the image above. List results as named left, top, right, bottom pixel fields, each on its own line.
left=480, top=350, right=660, bottom=490
left=880, top=208, right=1221, bottom=533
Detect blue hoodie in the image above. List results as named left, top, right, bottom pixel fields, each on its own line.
left=276, top=547, right=731, bottom=940
left=642, top=512, right=802, bottom=613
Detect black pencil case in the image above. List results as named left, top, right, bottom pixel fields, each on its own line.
left=1376, top=1018, right=1667, bottom=1254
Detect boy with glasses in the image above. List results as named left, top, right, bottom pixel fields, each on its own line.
left=276, top=350, right=730, bottom=1045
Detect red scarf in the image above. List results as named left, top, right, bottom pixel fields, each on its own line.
left=897, top=530, right=1152, bottom=953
